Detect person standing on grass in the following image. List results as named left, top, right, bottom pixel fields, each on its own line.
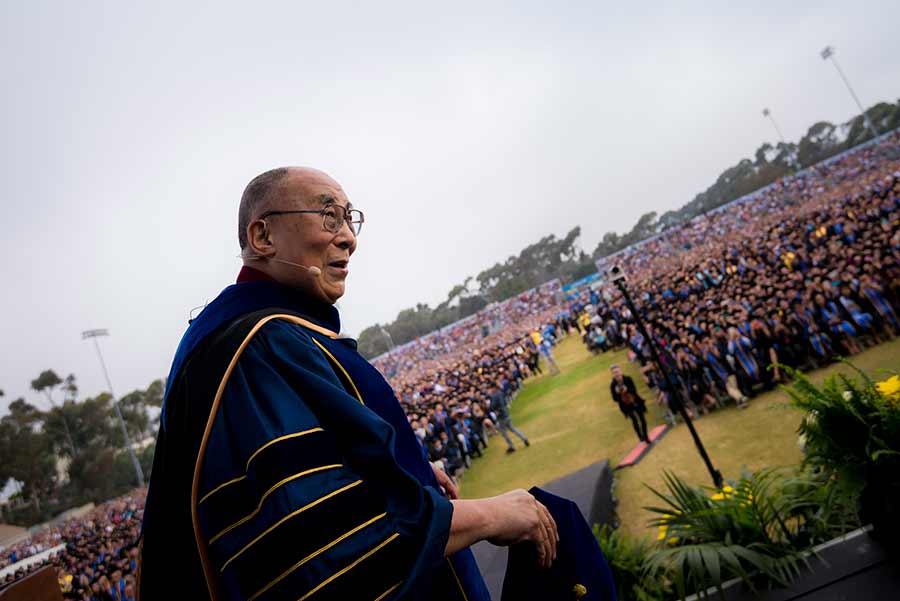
left=609, top=364, right=650, bottom=444
left=538, top=335, right=561, bottom=375
left=488, top=382, right=530, bottom=454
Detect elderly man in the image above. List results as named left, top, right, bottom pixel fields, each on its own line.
left=139, top=167, right=557, bottom=601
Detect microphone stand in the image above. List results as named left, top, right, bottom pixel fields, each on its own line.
left=614, top=277, right=723, bottom=488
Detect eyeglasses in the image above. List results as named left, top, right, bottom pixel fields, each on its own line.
left=260, top=204, right=365, bottom=236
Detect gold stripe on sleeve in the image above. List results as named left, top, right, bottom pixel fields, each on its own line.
left=244, top=427, right=325, bottom=473
left=373, top=581, right=403, bottom=601
left=297, top=533, right=401, bottom=601
left=246, top=512, right=388, bottom=601
left=199, top=475, right=246, bottom=505
left=447, top=559, right=470, bottom=601
left=310, top=338, right=365, bottom=405
left=221, top=480, right=365, bottom=572
left=199, top=427, right=326, bottom=505
left=208, top=463, right=343, bottom=544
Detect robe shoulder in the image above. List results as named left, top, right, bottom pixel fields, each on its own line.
left=194, top=317, right=453, bottom=601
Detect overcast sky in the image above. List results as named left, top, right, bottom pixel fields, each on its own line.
left=2, top=1, right=899, bottom=408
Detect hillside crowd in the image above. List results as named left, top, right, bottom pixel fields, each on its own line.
left=582, top=131, right=900, bottom=421
left=376, top=129, right=900, bottom=474
left=1, top=491, right=144, bottom=600
left=2, top=130, right=898, bottom=598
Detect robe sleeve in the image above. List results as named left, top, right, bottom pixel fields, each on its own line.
left=194, top=319, right=452, bottom=601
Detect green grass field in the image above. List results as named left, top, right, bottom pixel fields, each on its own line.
left=458, top=334, right=900, bottom=538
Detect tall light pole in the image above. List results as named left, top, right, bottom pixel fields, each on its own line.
left=762, top=108, right=787, bottom=145
left=820, top=45, right=879, bottom=138
left=762, top=108, right=799, bottom=171
left=82, top=329, right=145, bottom=487
left=380, top=327, right=395, bottom=352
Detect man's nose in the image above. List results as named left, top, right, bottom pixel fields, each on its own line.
left=333, top=219, right=357, bottom=251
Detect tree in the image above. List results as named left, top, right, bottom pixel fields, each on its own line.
left=0, top=400, right=57, bottom=514
left=66, top=446, right=117, bottom=503
left=30, top=370, right=63, bottom=401
left=62, top=374, right=78, bottom=402
left=622, top=212, right=659, bottom=247
left=7, top=397, right=42, bottom=429
left=53, top=393, right=127, bottom=502
left=118, top=380, right=163, bottom=443
left=144, top=379, right=164, bottom=407
left=356, top=325, right=392, bottom=360
left=796, top=121, right=839, bottom=167
left=31, top=369, right=77, bottom=456
left=357, top=226, right=594, bottom=357
left=592, top=231, right=623, bottom=259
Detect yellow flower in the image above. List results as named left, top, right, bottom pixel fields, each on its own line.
left=657, top=514, right=672, bottom=541
left=711, top=485, right=736, bottom=502
left=875, top=375, right=900, bottom=399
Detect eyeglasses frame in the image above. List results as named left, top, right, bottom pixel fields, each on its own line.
left=259, top=204, right=364, bottom=236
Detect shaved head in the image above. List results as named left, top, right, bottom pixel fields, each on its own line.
left=238, top=167, right=290, bottom=250
left=238, top=166, right=345, bottom=250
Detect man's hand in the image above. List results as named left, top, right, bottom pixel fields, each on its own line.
left=447, top=491, right=559, bottom=568
left=432, top=464, right=459, bottom=500
left=485, top=490, right=559, bottom=568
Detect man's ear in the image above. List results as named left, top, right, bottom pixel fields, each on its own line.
left=246, top=219, right=276, bottom=257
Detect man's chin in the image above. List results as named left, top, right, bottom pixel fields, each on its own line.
left=321, top=282, right=345, bottom=304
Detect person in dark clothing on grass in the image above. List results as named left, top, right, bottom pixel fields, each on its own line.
left=610, top=364, right=650, bottom=443
left=488, top=382, right=530, bottom=453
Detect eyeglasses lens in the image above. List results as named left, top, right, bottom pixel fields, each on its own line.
left=323, top=207, right=363, bottom=235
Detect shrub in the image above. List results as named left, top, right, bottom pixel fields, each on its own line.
left=642, top=469, right=820, bottom=600
left=783, top=365, right=900, bottom=549
left=594, top=524, right=670, bottom=601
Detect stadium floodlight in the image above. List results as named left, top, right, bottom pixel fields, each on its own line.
left=820, top=45, right=879, bottom=138
left=762, top=108, right=799, bottom=171
left=762, top=108, right=786, bottom=144
left=607, top=266, right=723, bottom=488
left=380, top=326, right=395, bottom=351
left=82, top=329, right=145, bottom=488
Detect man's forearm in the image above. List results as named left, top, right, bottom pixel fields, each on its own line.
left=445, top=499, right=493, bottom=555
left=445, top=489, right=559, bottom=567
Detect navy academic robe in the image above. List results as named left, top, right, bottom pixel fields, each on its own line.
left=139, top=276, right=490, bottom=601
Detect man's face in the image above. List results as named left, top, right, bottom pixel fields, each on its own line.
left=611, top=366, right=622, bottom=379
left=256, top=170, right=358, bottom=304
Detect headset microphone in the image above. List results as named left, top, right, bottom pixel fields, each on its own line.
left=268, top=257, right=322, bottom=277
left=246, top=255, right=322, bottom=277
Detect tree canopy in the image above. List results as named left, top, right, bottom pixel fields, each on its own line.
left=0, top=372, right=163, bottom=526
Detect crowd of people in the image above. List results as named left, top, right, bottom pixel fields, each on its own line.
left=0, top=527, right=63, bottom=571
left=583, top=132, right=900, bottom=423
left=1, top=491, right=144, bottom=601
left=377, top=129, right=900, bottom=468
left=2, top=129, right=898, bottom=597
left=376, top=285, right=564, bottom=473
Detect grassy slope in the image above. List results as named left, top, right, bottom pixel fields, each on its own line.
left=458, top=334, right=900, bottom=538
